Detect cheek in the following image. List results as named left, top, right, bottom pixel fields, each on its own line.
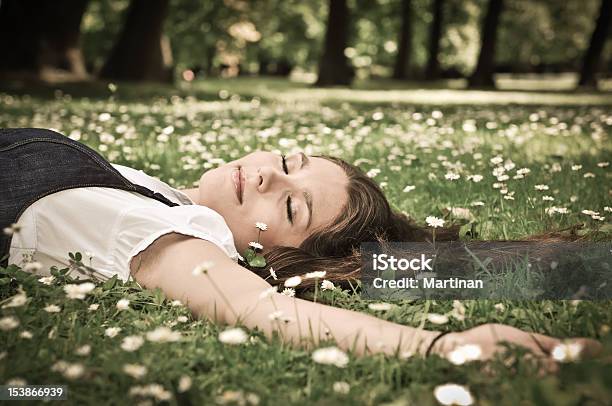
left=247, top=213, right=281, bottom=248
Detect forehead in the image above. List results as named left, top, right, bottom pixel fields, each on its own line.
left=306, top=156, right=348, bottom=230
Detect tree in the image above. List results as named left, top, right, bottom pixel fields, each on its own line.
left=469, top=0, right=504, bottom=88
left=316, top=0, right=354, bottom=86
left=0, top=0, right=89, bottom=78
left=425, top=0, right=445, bottom=80
left=578, top=0, right=611, bottom=88
left=100, top=0, right=173, bottom=83
left=393, top=0, right=413, bottom=79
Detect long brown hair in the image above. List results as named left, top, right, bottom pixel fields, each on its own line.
left=243, top=155, right=591, bottom=291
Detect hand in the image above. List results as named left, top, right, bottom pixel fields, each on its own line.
left=432, top=323, right=601, bottom=370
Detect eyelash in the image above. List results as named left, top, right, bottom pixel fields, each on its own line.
left=281, top=155, right=293, bottom=224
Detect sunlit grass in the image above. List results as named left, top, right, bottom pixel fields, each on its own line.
left=0, top=80, right=610, bottom=405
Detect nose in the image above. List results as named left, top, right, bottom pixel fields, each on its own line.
left=257, top=166, right=290, bottom=193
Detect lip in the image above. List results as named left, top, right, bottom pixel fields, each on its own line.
left=232, top=167, right=243, bottom=204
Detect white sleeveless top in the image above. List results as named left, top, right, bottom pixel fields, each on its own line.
left=8, top=164, right=241, bottom=282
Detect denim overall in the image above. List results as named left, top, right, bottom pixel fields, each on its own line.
left=0, top=128, right=179, bottom=268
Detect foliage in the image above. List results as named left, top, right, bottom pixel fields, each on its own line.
left=77, top=0, right=608, bottom=80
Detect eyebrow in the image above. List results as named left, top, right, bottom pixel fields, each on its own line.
left=303, top=190, right=313, bottom=229
left=298, top=153, right=313, bottom=229
left=300, top=152, right=310, bottom=169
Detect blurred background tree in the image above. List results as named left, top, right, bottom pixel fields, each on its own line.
left=0, top=0, right=608, bottom=89
left=468, top=0, right=504, bottom=87
left=0, top=0, right=90, bottom=79
left=100, top=0, right=173, bottom=82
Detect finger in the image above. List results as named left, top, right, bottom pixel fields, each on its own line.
left=527, top=332, right=560, bottom=355
left=572, top=337, right=602, bottom=358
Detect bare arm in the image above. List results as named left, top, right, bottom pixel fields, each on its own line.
left=130, top=233, right=438, bottom=356
left=130, top=233, right=601, bottom=362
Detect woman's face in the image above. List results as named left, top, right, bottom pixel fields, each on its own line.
left=195, top=152, right=349, bottom=254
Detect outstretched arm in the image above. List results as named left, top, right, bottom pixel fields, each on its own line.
left=130, top=233, right=438, bottom=356
left=130, top=233, right=600, bottom=361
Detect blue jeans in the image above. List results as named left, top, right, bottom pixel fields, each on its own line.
left=0, top=128, right=178, bottom=267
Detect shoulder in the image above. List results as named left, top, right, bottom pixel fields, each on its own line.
left=130, top=232, right=237, bottom=282
left=116, top=204, right=241, bottom=277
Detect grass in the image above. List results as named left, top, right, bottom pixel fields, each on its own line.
left=1, top=77, right=611, bottom=405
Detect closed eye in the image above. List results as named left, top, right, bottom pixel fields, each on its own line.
left=286, top=195, right=293, bottom=224
left=281, top=155, right=293, bottom=224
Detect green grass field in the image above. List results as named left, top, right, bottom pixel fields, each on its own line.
left=1, top=78, right=611, bottom=405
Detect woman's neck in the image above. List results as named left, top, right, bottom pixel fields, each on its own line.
left=179, top=187, right=200, bottom=205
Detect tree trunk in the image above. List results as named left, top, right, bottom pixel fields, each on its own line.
left=578, top=0, right=612, bottom=88
left=100, top=0, right=173, bottom=83
left=425, top=0, right=444, bottom=80
left=393, top=0, right=413, bottom=79
left=468, top=0, right=504, bottom=88
left=205, top=45, right=217, bottom=77
left=0, top=0, right=40, bottom=73
left=316, top=0, right=353, bottom=86
left=42, top=0, right=89, bottom=78
left=0, top=0, right=89, bottom=78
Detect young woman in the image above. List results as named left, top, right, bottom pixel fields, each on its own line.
left=1, top=128, right=599, bottom=363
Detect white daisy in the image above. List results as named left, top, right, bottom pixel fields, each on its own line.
left=3, top=223, right=22, bottom=236
left=116, top=299, right=130, bottom=310
left=0, top=316, right=20, bottom=331
left=218, top=327, right=248, bottom=345
left=20, top=331, right=33, bottom=339
left=447, top=344, right=482, bottom=365
left=332, top=381, right=350, bottom=394
left=64, top=282, right=96, bottom=300
left=75, top=345, right=91, bottom=356
left=104, top=327, right=122, bottom=338
left=304, top=271, right=326, bottom=279
left=38, top=276, right=55, bottom=285
left=312, top=346, right=349, bottom=368
left=284, top=276, right=302, bottom=288
left=44, top=304, right=61, bottom=313
left=269, top=267, right=278, bottom=280
left=121, top=335, right=145, bottom=352
left=281, top=288, right=296, bottom=297
left=192, top=260, right=215, bottom=276
left=433, top=383, right=474, bottom=405
left=368, top=302, right=394, bottom=311
left=248, top=241, right=264, bottom=250
left=494, top=303, right=506, bottom=312
left=123, top=363, right=147, bottom=379
left=178, top=375, right=192, bottom=393
left=255, top=222, right=268, bottom=231
left=23, top=262, right=43, bottom=272
left=258, top=286, right=277, bottom=300
left=445, top=172, right=460, bottom=181
left=146, top=327, right=181, bottom=343
left=425, top=216, right=445, bottom=228
left=551, top=342, right=583, bottom=362
left=321, top=280, right=336, bottom=291
left=427, top=313, right=449, bottom=325
left=2, top=291, right=27, bottom=308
